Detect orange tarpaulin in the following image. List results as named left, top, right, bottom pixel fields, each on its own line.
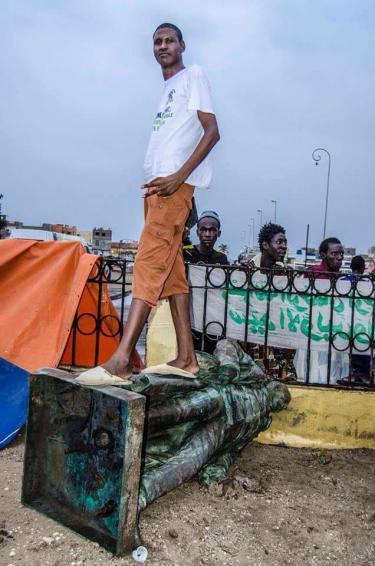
left=0, top=240, right=142, bottom=373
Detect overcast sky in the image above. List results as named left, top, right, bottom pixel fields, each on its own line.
left=1, top=0, right=374, bottom=255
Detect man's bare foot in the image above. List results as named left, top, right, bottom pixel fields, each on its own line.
left=166, top=357, right=200, bottom=376
left=102, top=355, right=133, bottom=379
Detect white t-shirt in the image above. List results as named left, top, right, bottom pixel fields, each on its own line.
left=250, top=253, right=285, bottom=268
left=143, top=65, right=215, bottom=189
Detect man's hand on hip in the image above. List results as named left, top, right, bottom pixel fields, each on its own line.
left=142, top=173, right=186, bottom=198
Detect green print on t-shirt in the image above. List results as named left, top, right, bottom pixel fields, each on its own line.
left=153, top=109, right=173, bottom=131
left=153, top=90, right=176, bottom=131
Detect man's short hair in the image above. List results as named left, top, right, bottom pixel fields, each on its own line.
left=258, top=222, right=286, bottom=251
left=319, top=237, right=341, bottom=255
left=153, top=23, right=183, bottom=42
left=198, top=210, right=221, bottom=229
left=351, top=255, right=365, bottom=271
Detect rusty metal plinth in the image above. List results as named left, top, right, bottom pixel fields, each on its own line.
left=22, top=369, right=145, bottom=555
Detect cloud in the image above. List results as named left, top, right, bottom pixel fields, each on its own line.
left=1, top=0, right=374, bottom=254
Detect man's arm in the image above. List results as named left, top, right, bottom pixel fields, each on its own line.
left=144, top=111, right=220, bottom=198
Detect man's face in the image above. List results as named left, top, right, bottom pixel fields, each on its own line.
left=153, top=28, right=185, bottom=69
left=321, top=243, right=344, bottom=272
left=197, top=218, right=220, bottom=251
left=262, top=232, right=287, bottom=263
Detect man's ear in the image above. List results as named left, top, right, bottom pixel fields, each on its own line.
left=180, top=40, right=186, bottom=53
left=262, top=241, right=269, bottom=251
left=218, top=229, right=222, bottom=238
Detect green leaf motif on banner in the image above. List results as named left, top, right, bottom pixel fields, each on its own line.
left=353, top=322, right=370, bottom=345
left=221, top=284, right=374, bottom=346
left=280, top=309, right=285, bottom=329
left=286, top=308, right=300, bottom=332
left=248, top=313, right=276, bottom=335
left=355, top=299, right=371, bottom=316
left=313, top=296, right=329, bottom=307
left=300, top=319, right=324, bottom=341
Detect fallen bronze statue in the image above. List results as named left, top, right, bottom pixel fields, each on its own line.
left=22, top=339, right=290, bottom=555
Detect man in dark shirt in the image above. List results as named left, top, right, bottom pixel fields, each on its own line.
left=183, top=210, right=229, bottom=265
left=350, top=255, right=366, bottom=277
left=184, top=210, right=228, bottom=353
left=343, top=255, right=370, bottom=382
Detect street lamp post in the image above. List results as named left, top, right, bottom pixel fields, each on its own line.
left=271, top=199, right=277, bottom=223
left=249, top=217, right=255, bottom=249
left=257, top=209, right=263, bottom=229
left=312, top=148, right=331, bottom=240
left=241, top=230, right=246, bottom=249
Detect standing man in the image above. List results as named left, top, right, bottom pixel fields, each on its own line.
left=183, top=210, right=229, bottom=265
left=80, top=23, right=219, bottom=383
left=294, top=237, right=348, bottom=384
left=183, top=210, right=228, bottom=354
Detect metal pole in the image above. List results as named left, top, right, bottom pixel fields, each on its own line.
left=242, top=230, right=246, bottom=249
left=271, top=199, right=277, bottom=223
left=304, top=223, right=310, bottom=268
left=257, top=209, right=263, bottom=229
left=312, top=148, right=331, bottom=239
left=249, top=217, right=255, bottom=248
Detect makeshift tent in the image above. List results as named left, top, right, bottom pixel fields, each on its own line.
left=0, top=240, right=142, bottom=447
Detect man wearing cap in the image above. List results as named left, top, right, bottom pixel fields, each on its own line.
left=184, top=210, right=228, bottom=354
left=184, top=210, right=229, bottom=265
left=78, top=23, right=219, bottom=383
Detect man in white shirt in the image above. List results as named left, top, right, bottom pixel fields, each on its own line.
left=101, top=23, right=220, bottom=380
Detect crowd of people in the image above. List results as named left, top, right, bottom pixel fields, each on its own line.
left=182, top=210, right=374, bottom=386
left=183, top=209, right=373, bottom=279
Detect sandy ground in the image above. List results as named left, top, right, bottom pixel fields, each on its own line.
left=0, top=434, right=374, bottom=566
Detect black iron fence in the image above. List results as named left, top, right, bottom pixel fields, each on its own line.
left=68, top=257, right=375, bottom=390
left=68, top=258, right=134, bottom=368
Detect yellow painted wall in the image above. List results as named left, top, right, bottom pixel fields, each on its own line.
left=147, top=301, right=375, bottom=450
left=258, top=385, right=375, bottom=449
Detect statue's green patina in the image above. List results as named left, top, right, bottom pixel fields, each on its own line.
left=131, top=340, right=290, bottom=509
left=23, top=340, right=290, bottom=554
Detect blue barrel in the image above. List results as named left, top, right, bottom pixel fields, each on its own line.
left=0, top=357, right=29, bottom=448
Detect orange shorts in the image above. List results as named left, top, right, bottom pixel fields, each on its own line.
left=132, top=183, right=194, bottom=307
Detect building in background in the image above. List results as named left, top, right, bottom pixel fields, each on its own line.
left=110, top=240, right=138, bottom=259
left=49, top=223, right=77, bottom=235
left=77, top=230, right=93, bottom=244
left=92, top=227, right=112, bottom=252
left=6, top=219, right=77, bottom=235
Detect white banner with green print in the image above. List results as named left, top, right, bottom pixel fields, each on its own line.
left=188, top=265, right=374, bottom=355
